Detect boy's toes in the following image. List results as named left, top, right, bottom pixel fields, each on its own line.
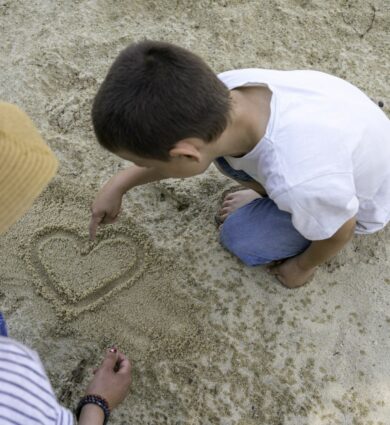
left=215, top=185, right=245, bottom=228
left=214, top=208, right=229, bottom=226
left=214, top=213, right=224, bottom=226
left=222, top=199, right=232, bottom=208
left=220, top=206, right=231, bottom=217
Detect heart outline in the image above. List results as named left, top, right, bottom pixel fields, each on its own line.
left=27, top=226, right=148, bottom=319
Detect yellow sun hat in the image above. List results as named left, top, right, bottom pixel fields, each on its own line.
left=0, top=102, right=58, bottom=234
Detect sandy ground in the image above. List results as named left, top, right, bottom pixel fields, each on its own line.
left=1, top=0, right=390, bottom=424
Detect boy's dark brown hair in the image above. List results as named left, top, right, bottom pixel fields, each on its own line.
left=92, top=40, right=231, bottom=160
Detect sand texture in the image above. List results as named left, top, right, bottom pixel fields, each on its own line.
left=1, top=1, right=390, bottom=424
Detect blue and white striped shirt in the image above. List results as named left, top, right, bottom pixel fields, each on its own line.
left=0, top=337, right=74, bottom=425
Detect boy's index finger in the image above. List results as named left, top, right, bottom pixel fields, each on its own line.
left=88, top=218, right=97, bottom=240
left=89, top=213, right=104, bottom=240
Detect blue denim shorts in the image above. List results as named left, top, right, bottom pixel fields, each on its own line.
left=214, top=157, right=255, bottom=182
left=215, top=157, right=310, bottom=266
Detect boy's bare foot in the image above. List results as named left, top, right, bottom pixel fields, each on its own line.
left=217, top=189, right=261, bottom=223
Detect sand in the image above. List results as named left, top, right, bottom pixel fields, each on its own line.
left=1, top=0, right=390, bottom=424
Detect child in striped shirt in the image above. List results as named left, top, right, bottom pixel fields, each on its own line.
left=0, top=102, right=132, bottom=425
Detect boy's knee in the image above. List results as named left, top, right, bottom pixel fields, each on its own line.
left=219, top=216, right=269, bottom=266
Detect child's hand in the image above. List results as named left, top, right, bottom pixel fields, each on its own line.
left=89, top=183, right=123, bottom=240
left=267, top=257, right=316, bottom=288
left=85, top=347, right=132, bottom=410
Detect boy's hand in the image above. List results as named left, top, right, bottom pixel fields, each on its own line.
left=85, top=347, right=132, bottom=409
left=89, top=183, right=124, bottom=240
left=267, top=257, right=316, bottom=288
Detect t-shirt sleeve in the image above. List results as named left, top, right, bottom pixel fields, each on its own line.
left=0, top=337, right=75, bottom=425
left=274, top=173, right=359, bottom=240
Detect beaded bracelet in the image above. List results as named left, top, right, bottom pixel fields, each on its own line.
left=75, top=394, right=110, bottom=425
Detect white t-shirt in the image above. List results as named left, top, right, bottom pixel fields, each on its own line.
left=218, top=69, right=390, bottom=240
left=0, top=337, right=74, bottom=425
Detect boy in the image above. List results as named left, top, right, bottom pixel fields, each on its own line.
left=89, top=41, right=390, bottom=288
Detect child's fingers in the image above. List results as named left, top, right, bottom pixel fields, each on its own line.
left=116, top=351, right=126, bottom=361
left=113, top=351, right=131, bottom=373
left=116, top=356, right=132, bottom=376
left=101, top=214, right=118, bottom=225
left=100, top=346, right=119, bottom=371
left=89, top=213, right=104, bottom=240
left=89, top=218, right=97, bottom=240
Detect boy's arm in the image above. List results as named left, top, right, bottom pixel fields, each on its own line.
left=269, top=217, right=356, bottom=288
left=107, top=165, right=167, bottom=193
left=89, top=165, right=166, bottom=240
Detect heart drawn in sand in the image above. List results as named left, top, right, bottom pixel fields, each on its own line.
left=27, top=227, right=146, bottom=317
